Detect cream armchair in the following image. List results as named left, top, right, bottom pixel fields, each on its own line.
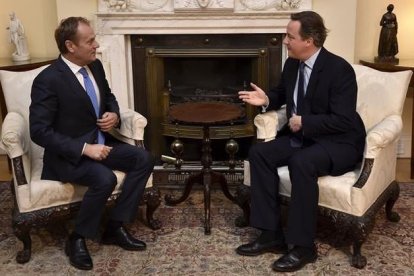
left=0, top=65, right=161, bottom=264
left=239, top=65, right=413, bottom=268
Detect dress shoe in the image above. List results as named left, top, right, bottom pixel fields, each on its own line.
left=236, top=239, right=287, bottom=256
left=272, top=246, right=317, bottom=272
left=101, top=226, right=146, bottom=251
left=65, top=237, right=93, bottom=270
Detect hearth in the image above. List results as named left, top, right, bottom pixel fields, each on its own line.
left=131, top=33, right=283, bottom=162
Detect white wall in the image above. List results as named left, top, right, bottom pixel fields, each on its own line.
left=313, top=0, right=357, bottom=63
left=355, top=0, right=414, bottom=61
left=0, top=0, right=58, bottom=58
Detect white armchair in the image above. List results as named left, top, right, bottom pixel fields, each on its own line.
left=238, top=64, right=413, bottom=268
left=0, top=65, right=161, bottom=264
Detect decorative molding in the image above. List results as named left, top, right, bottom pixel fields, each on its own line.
left=99, top=0, right=171, bottom=12
left=276, top=0, right=302, bottom=10
left=98, top=0, right=311, bottom=13
left=174, top=0, right=234, bottom=11
left=237, top=0, right=303, bottom=11
left=96, top=0, right=311, bottom=109
left=102, top=0, right=132, bottom=11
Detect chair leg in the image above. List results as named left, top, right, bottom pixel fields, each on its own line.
left=143, top=187, right=162, bottom=230
left=13, top=216, right=32, bottom=264
left=351, top=239, right=367, bottom=269
left=350, top=215, right=374, bottom=269
left=233, top=184, right=250, bottom=227
left=385, top=181, right=401, bottom=222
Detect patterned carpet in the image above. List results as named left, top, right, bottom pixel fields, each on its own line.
left=0, top=182, right=413, bottom=275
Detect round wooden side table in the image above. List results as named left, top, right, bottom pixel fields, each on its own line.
left=165, top=101, right=243, bottom=234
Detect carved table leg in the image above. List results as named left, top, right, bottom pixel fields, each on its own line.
left=201, top=125, right=213, bottom=234
left=213, top=171, right=235, bottom=202
left=204, top=171, right=211, bottom=235
left=164, top=173, right=202, bottom=205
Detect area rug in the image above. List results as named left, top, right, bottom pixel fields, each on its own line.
left=0, top=182, right=413, bottom=275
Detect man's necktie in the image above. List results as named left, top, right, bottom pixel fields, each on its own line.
left=291, top=62, right=306, bottom=148
left=296, top=61, right=305, bottom=115
left=79, top=67, right=105, bottom=144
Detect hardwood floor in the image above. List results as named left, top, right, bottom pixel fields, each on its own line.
left=0, top=155, right=12, bottom=181
left=0, top=155, right=413, bottom=182
left=395, top=158, right=413, bottom=183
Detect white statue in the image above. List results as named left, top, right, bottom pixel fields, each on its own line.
left=7, top=12, right=30, bottom=61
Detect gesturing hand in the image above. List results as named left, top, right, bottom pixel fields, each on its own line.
left=238, top=83, right=269, bottom=107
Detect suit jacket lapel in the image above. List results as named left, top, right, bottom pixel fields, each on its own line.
left=285, top=59, right=300, bottom=117
left=56, top=57, right=97, bottom=118
left=304, top=48, right=328, bottom=107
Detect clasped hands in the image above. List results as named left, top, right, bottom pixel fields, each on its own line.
left=83, top=112, right=119, bottom=161
left=238, top=83, right=302, bottom=133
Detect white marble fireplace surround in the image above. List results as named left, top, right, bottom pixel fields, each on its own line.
left=96, top=0, right=312, bottom=109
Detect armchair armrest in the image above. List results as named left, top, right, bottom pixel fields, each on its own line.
left=254, top=105, right=287, bottom=142
left=109, top=107, right=147, bottom=146
left=0, top=112, right=29, bottom=158
left=365, top=114, right=402, bottom=159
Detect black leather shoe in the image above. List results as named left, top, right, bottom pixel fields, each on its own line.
left=101, top=226, right=146, bottom=251
left=65, top=237, right=93, bottom=270
left=272, top=246, right=317, bottom=272
left=236, top=239, right=287, bottom=256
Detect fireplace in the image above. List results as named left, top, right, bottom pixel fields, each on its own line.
left=130, top=34, right=283, bottom=161
left=95, top=0, right=312, bottom=164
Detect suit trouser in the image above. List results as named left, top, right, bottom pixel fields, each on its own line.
left=248, top=135, right=332, bottom=247
left=65, top=140, right=154, bottom=238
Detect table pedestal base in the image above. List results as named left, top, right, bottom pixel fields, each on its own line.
left=165, top=170, right=235, bottom=234
left=164, top=125, right=236, bottom=234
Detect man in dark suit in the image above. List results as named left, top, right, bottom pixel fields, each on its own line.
left=236, top=11, right=366, bottom=272
left=29, top=17, right=154, bottom=270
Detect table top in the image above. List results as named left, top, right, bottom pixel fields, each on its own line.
left=0, top=57, right=55, bottom=70
left=360, top=58, right=414, bottom=71
left=169, top=101, right=243, bottom=125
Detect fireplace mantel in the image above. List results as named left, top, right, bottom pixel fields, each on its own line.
left=95, top=0, right=311, bottom=110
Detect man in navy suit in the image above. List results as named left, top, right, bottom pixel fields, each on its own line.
left=236, top=11, right=366, bottom=272
left=30, top=17, right=154, bottom=270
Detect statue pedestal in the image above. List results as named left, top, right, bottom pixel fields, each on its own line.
left=374, top=56, right=399, bottom=64
left=12, top=53, right=30, bottom=62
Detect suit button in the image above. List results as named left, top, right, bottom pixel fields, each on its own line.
left=93, top=139, right=97, bottom=143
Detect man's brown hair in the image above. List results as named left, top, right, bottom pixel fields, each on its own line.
left=55, top=17, right=90, bottom=54
left=291, top=11, right=328, bottom=48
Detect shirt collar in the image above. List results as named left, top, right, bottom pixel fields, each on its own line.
left=302, top=48, right=321, bottom=70
left=61, top=55, right=85, bottom=75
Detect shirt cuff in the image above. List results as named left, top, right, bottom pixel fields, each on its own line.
left=261, top=95, right=269, bottom=113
